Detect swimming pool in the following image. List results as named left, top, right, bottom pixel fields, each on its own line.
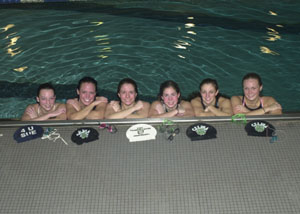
left=0, top=1, right=299, bottom=119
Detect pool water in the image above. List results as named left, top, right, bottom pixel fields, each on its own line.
left=0, top=1, right=299, bottom=118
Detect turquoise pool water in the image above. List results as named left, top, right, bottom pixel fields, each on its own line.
left=0, top=1, right=299, bottom=118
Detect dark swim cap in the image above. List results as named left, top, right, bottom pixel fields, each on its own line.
left=186, top=123, right=217, bottom=141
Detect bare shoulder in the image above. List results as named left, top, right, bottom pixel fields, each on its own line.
left=66, top=98, right=78, bottom=104
left=25, top=103, right=38, bottom=111
left=66, top=98, right=79, bottom=112
left=150, top=100, right=162, bottom=107
left=57, top=103, right=66, bottom=109
left=219, top=96, right=230, bottom=104
left=230, top=95, right=242, bottom=104
left=231, top=95, right=242, bottom=100
left=181, top=100, right=192, bottom=107
left=142, top=100, right=150, bottom=107
left=191, top=97, right=201, bottom=104
left=262, top=96, right=278, bottom=105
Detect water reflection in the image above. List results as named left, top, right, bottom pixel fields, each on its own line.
left=174, top=16, right=196, bottom=59
left=260, top=10, right=282, bottom=55
left=1, top=24, right=23, bottom=58
left=91, top=21, right=111, bottom=59
left=260, top=46, right=279, bottom=55
left=1, top=24, right=27, bottom=72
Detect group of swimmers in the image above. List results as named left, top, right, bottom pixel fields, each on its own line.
left=21, top=72, right=282, bottom=121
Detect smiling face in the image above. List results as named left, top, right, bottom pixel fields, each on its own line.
left=162, top=86, right=180, bottom=109
left=200, top=83, right=219, bottom=106
left=118, top=83, right=137, bottom=106
left=36, top=89, right=56, bottom=111
left=77, top=82, right=96, bottom=106
left=243, top=78, right=262, bottom=101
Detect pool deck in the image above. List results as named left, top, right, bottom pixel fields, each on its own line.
left=1, top=114, right=300, bottom=213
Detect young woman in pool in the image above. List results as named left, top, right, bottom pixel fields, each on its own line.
left=66, top=76, right=108, bottom=120
left=21, top=83, right=66, bottom=121
left=231, top=72, right=282, bottom=115
left=149, top=80, right=194, bottom=118
left=191, top=78, right=233, bottom=116
left=105, top=78, right=150, bottom=119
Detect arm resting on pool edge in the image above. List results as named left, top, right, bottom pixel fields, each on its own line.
left=66, top=98, right=107, bottom=120
left=21, top=103, right=67, bottom=121
left=105, top=101, right=150, bottom=119
left=231, top=96, right=282, bottom=115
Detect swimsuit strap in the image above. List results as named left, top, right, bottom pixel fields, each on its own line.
left=260, top=97, right=264, bottom=108
left=200, top=96, right=219, bottom=109
left=215, top=96, right=219, bottom=108
left=242, top=96, right=263, bottom=111
left=162, top=102, right=178, bottom=113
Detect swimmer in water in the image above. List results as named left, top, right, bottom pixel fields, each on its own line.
left=231, top=72, right=282, bottom=115
left=105, top=78, right=150, bottom=119
left=191, top=78, right=233, bottom=116
left=21, top=83, right=66, bottom=121
left=66, top=76, right=108, bottom=120
left=149, top=80, right=194, bottom=118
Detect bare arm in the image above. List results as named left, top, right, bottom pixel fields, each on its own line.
left=149, top=100, right=194, bottom=118
left=21, top=104, right=66, bottom=121
left=85, top=102, right=107, bottom=120
left=191, top=97, right=206, bottom=117
left=179, top=101, right=195, bottom=117
left=105, top=101, right=149, bottom=119
left=21, top=104, right=38, bottom=121
left=231, top=96, right=247, bottom=115
left=205, top=98, right=233, bottom=116
left=231, top=96, right=282, bottom=115
left=262, top=97, right=282, bottom=115
left=149, top=101, right=178, bottom=118
left=126, top=101, right=150, bottom=119
left=67, top=97, right=107, bottom=120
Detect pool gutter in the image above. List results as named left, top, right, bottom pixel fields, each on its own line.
left=1, top=113, right=300, bottom=127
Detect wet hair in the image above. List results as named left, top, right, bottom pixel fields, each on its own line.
left=199, top=78, right=219, bottom=92
left=37, top=83, right=56, bottom=97
left=159, top=80, right=181, bottom=102
left=77, top=76, right=98, bottom=92
left=242, top=73, right=262, bottom=86
left=117, top=78, right=139, bottom=101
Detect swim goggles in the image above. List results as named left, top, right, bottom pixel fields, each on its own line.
left=157, top=119, right=180, bottom=141
left=99, top=123, right=117, bottom=134
left=167, top=127, right=180, bottom=141
left=231, top=114, right=247, bottom=125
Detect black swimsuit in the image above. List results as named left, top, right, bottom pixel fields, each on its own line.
left=201, top=96, right=219, bottom=109
left=162, top=103, right=179, bottom=113
left=242, top=96, right=263, bottom=111
left=78, top=97, right=96, bottom=110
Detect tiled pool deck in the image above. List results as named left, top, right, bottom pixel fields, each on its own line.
left=1, top=115, right=300, bottom=213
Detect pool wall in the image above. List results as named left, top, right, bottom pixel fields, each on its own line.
left=1, top=115, right=300, bottom=213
